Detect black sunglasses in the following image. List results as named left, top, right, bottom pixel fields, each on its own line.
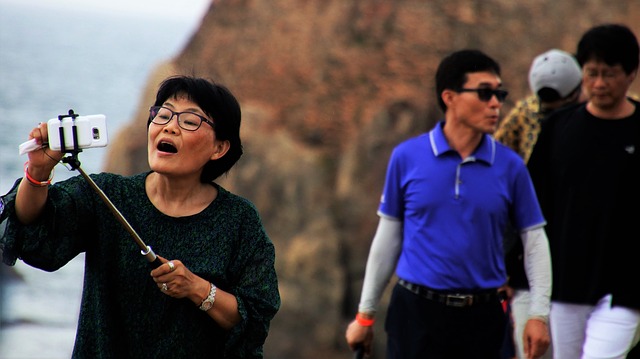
left=456, top=88, right=509, bottom=102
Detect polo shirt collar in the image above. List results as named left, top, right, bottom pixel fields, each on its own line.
left=428, top=121, right=496, bottom=165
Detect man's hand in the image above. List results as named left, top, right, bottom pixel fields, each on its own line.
left=523, top=317, right=550, bottom=359
left=345, top=319, right=374, bottom=357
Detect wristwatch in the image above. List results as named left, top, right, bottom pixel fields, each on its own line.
left=199, top=282, right=217, bottom=311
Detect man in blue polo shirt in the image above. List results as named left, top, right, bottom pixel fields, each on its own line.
left=345, top=49, right=552, bottom=359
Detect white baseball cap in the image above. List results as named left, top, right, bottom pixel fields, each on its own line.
left=528, top=49, right=582, bottom=99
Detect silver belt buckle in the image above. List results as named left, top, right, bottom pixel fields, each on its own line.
left=445, top=294, right=473, bottom=307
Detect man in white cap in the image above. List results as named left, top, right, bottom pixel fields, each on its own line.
left=495, top=49, right=583, bottom=163
left=495, top=48, right=583, bottom=359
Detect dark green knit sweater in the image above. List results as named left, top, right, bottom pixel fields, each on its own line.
left=1, top=172, right=280, bottom=358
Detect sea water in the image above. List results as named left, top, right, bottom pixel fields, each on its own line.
left=0, top=2, right=205, bottom=357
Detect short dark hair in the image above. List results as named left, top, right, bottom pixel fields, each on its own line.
left=148, top=76, right=243, bottom=182
left=576, top=24, right=639, bottom=74
left=435, top=49, right=502, bottom=112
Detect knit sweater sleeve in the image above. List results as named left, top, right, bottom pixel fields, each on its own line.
left=1, top=174, right=101, bottom=269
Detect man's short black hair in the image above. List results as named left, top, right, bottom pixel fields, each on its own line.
left=435, top=49, right=502, bottom=112
left=576, top=24, right=639, bottom=74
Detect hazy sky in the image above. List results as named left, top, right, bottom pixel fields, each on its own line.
left=0, top=0, right=212, bottom=21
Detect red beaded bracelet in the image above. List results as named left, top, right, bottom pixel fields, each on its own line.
left=355, top=313, right=375, bottom=327
left=24, top=161, right=53, bottom=187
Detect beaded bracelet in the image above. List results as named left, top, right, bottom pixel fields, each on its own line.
left=24, top=161, right=54, bottom=187
left=355, top=313, right=375, bottom=327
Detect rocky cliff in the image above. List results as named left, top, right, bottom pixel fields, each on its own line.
left=103, top=1, right=640, bottom=357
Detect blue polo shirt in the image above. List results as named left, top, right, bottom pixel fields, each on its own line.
left=379, top=121, right=545, bottom=291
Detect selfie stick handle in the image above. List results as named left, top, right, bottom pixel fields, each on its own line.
left=354, top=345, right=364, bottom=359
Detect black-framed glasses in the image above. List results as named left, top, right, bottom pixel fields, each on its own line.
left=149, top=106, right=215, bottom=131
left=455, top=88, right=509, bottom=102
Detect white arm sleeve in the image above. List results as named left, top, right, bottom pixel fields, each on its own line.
left=357, top=216, right=403, bottom=314
left=521, top=226, right=552, bottom=318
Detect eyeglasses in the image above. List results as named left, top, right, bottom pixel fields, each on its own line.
left=455, top=88, right=509, bottom=102
left=583, top=69, right=626, bottom=83
left=149, top=106, right=215, bottom=131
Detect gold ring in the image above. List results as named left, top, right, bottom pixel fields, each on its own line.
left=167, top=261, right=175, bottom=272
left=161, top=283, right=168, bottom=291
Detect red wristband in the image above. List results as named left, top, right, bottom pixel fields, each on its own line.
left=355, top=313, right=375, bottom=327
left=24, top=161, right=53, bottom=187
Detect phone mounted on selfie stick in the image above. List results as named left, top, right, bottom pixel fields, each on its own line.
left=56, top=109, right=162, bottom=268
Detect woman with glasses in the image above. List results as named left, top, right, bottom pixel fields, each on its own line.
left=1, top=76, right=280, bottom=358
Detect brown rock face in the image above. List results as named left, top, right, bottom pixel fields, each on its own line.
left=103, top=1, right=640, bottom=357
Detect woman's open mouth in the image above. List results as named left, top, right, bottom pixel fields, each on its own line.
left=157, top=141, right=177, bottom=153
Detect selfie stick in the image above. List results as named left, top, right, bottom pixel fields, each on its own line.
left=57, top=109, right=162, bottom=268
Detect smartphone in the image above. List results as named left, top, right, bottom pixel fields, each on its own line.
left=47, top=114, right=108, bottom=151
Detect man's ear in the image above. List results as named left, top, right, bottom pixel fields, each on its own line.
left=441, top=89, right=456, bottom=109
left=210, top=140, right=231, bottom=160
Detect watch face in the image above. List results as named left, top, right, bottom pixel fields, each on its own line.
left=201, top=301, right=213, bottom=311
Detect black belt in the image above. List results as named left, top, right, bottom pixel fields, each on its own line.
left=398, top=279, right=500, bottom=308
